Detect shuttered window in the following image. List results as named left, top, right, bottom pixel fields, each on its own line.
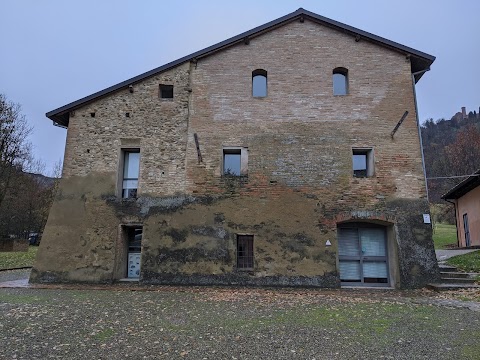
left=338, top=225, right=389, bottom=286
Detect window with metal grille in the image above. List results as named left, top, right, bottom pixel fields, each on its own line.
left=237, top=235, right=254, bottom=269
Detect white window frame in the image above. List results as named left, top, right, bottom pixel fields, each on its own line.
left=118, top=147, right=141, bottom=198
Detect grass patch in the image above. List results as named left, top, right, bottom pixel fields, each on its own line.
left=0, top=293, right=47, bottom=304
left=447, top=251, right=480, bottom=272
left=93, top=328, right=115, bottom=341
left=433, top=223, right=457, bottom=249
left=0, top=246, right=37, bottom=270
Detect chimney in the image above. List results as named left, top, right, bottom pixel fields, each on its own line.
left=462, top=106, right=467, bottom=119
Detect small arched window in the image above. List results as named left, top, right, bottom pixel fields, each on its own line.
left=252, top=69, right=267, bottom=97
left=333, top=67, right=348, bottom=95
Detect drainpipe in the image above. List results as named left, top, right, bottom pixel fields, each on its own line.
left=411, top=68, right=430, bottom=202
left=445, top=198, right=460, bottom=247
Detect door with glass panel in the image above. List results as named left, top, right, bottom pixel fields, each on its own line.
left=338, top=225, right=389, bottom=286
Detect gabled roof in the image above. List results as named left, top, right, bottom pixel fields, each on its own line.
left=47, top=8, right=436, bottom=128
left=442, top=170, right=480, bottom=200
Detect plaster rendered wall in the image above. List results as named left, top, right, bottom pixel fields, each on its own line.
left=456, top=187, right=480, bottom=247
left=31, top=19, right=438, bottom=287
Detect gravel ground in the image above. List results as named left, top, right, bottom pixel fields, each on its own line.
left=0, top=271, right=479, bottom=359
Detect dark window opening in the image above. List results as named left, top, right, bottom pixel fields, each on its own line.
left=90, top=112, right=96, bottom=117
left=127, top=227, right=142, bottom=252
left=252, top=69, right=267, bottom=97
left=122, top=150, right=140, bottom=198
left=125, top=226, right=142, bottom=279
left=160, top=84, right=174, bottom=99
left=333, top=67, right=348, bottom=95
left=223, top=149, right=241, bottom=176
left=463, top=213, right=471, bottom=247
left=237, top=235, right=254, bottom=269
left=352, top=148, right=373, bottom=177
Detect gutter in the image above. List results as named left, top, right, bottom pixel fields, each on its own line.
left=411, top=68, right=430, bottom=202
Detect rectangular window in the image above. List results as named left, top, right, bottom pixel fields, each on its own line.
left=223, top=147, right=248, bottom=176
left=123, top=225, right=142, bottom=279
left=463, top=213, right=471, bottom=247
left=237, top=235, right=254, bottom=269
left=352, top=148, right=374, bottom=177
left=122, top=150, right=140, bottom=198
left=159, top=84, right=174, bottom=99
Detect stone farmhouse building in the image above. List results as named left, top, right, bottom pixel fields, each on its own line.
left=31, top=8, right=439, bottom=288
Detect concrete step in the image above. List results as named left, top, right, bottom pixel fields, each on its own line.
left=440, top=271, right=468, bottom=278
left=438, top=264, right=458, bottom=272
left=440, top=271, right=472, bottom=279
left=439, top=277, right=477, bottom=284
left=427, top=283, right=480, bottom=291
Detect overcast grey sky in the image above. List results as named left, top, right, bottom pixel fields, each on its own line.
left=1, top=0, right=479, bottom=174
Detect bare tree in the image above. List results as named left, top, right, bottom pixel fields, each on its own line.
left=0, top=94, right=32, bottom=208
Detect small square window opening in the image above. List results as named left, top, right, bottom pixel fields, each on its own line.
left=160, top=84, right=174, bottom=99
left=352, top=148, right=373, bottom=177
left=223, top=149, right=241, bottom=176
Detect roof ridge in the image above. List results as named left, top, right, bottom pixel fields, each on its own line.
left=47, top=8, right=435, bottom=127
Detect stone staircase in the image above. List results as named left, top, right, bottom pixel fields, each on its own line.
left=427, top=264, right=480, bottom=291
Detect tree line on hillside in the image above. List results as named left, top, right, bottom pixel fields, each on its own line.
left=0, top=94, right=60, bottom=241
left=421, top=108, right=480, bottom=223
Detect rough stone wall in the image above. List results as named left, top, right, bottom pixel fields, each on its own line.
left=31, top=19, right=438, bottom=288
left=31, top=64, right=191, bottom=282
left=62, top=63, right=191, bottom=196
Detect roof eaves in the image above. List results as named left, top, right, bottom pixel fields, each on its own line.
left=442, top=169, right=480, bottom=200
left=46, top=8, right=435, bottom=126
left=46, top=8, right=306, bottom=126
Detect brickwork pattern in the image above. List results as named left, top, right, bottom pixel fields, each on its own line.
left=186, top=20, right=425, bottom=200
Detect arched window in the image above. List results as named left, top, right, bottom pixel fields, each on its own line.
left=252, top=69, right=267, bottom=97
left=333, top=67, right=348, bottom=95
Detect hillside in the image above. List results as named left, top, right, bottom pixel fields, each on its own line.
left=421, top=106, right=480, bottom=203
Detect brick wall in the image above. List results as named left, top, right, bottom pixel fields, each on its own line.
left=187, top=19, right=425, bottom=200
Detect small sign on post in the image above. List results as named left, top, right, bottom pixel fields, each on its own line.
left=423, top=214, right=431, bottom=224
